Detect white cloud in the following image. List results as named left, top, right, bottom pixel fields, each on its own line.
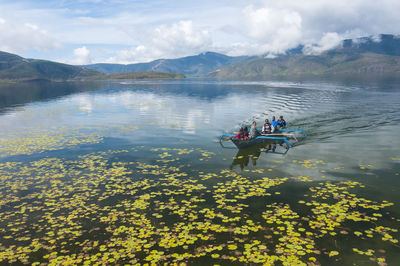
left=2, top=0, right=400, bottom=63
left=371, top=35, right=382, bottom=43
left=302, top=32, right=342, bottom=55
left=0, top=17, right=60, bottom=54
left=217, top=0, right=400, bottom=57
left=107, top=20, right=212, bottom=63
left=242, top=5, right=302, bottom=55
left=70, top=46, right=92, bottom=65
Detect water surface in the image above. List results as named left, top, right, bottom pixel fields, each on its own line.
left=0, top=80, right=399, bottom=265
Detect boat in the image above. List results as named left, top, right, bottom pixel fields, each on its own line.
left=219, top=129, right=306, bottom=150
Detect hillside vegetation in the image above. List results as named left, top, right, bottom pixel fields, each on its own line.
left=0, top=51, right=185, bottom=82
left=209, top=34, right=400, bottom=81
left=83, top=52, right=254, bottom=76
left=104, top=72, right=185, bottom=80
left=0, top=51, right=100, bottom=82
left=208, top=52, right=400, bottom=81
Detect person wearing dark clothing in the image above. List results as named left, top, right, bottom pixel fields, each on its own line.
left=278, top=116, right=286, bottom=128
left=262, top=119, right=272, bottom=134
left=243, top=127, right=249, bottom=137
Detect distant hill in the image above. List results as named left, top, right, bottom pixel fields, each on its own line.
left=209, top=35, right=400, bottom=81
left=208, top=52, right=400, bottom=80
left=284, top=34, right=400, bottom=56
left=83, top=52, right=254, bottom=76
left=0, top=51, right=100, bottom=82
left=0, top=51, right=185, bottom=82
left=338, top=34, right=400, bottom=56
left=103, top=71, right=185, bottom=80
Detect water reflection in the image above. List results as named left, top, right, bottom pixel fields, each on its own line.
left=0, top=81, right=101, bottom=112
left=229, top=143, right=288, bottom=170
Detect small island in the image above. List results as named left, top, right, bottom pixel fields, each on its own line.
left=103, top=71, right=185, bottom=80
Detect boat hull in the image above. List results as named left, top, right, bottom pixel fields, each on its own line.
left=221, top=129, right=305, bottom=150
left=231, top=138, right=265, bottom=149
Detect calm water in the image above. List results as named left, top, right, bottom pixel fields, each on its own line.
left=0, top=80, right=399, bottom=265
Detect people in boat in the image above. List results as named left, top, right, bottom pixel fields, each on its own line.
left=234, top=127, right=248, bottom=140
left=278, top=115, right=286, bottom=128
left=249, top=121, right=260, bottom=138
left=270, top=116, right=279, bottom=133
left=271, top=115, right=279, bottom=132
left=243, top=126, right=249, bottom=137
left=262, top=119, right=272, bottom=134
left=234, top=127, right=243, bottom=139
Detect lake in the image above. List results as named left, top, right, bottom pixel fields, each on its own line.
left=0, top=79, right=399, bottom=265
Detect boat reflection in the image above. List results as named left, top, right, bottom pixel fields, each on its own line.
left=229, top=142, right=288, bottom=170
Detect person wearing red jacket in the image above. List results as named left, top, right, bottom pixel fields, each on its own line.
left=234, top=127, right=248, bottom=139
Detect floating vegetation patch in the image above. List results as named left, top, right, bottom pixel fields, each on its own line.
left=292, top=159, right=326, bottom=169
left=0, top=124, right=144, bottom=158
left=0, top=128, right=103, bottom=157
left=0, top=145, right=398, bottom=265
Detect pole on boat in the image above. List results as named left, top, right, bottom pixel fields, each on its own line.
left=256, top=136, right=291, bottom=148
left=278, top=129, right=307, bottom=136
left=219, top=134, right=236, bottom=143
left=261, top=133, right=298, bottom=142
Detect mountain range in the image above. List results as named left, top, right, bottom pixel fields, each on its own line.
left=0, top=51, right=185, bottom=82
left=83, top=34, right=400, bottom=81
left=208, top=51, right=400, bottom=81
left=1, top=34, right=400, bottom=82
left=209, top=34, right=400, bottom=81
left=83, top=52, right=254, bottom=76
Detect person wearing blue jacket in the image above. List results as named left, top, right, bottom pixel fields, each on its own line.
left=270, top=116, right=279, bottom=132
left=278, top=115, right=286, bottom=128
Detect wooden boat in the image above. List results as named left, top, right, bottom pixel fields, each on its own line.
left=219, top=129, right=306, bottom=150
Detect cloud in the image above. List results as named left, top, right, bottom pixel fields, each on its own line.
left=371, top=35, right=382, bottom=43
left=302, top=32, right=342, bottom=55
left=219, top=0, right=400, bottom=57
left=3, top=0, right=400, bottom=63
left=107, top=20, right=212, bottom=63
left=70, top=46, right=92, bottom=65
left=242, top=5, right=302, bottom=55
left=0, top=17, right=60, bottom=54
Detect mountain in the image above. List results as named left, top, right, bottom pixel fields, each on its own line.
left=83, top=52, right=254, bottom=76
left=208, top=52, right=400, bottom=80
left=209, top=35, right=400, bottom=81
left=0, top=51, right=100, bottom=82
left=3, top=34, right=400, bottom=82
left=338, top=34, right=400, bottom=56
left=0, top=51, right=184, bottom=82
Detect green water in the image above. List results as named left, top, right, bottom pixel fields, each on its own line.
left=0, top=80, right=399, bottom=265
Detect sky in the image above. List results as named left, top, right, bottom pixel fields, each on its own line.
left=0, top=0, right=399, bottom=65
